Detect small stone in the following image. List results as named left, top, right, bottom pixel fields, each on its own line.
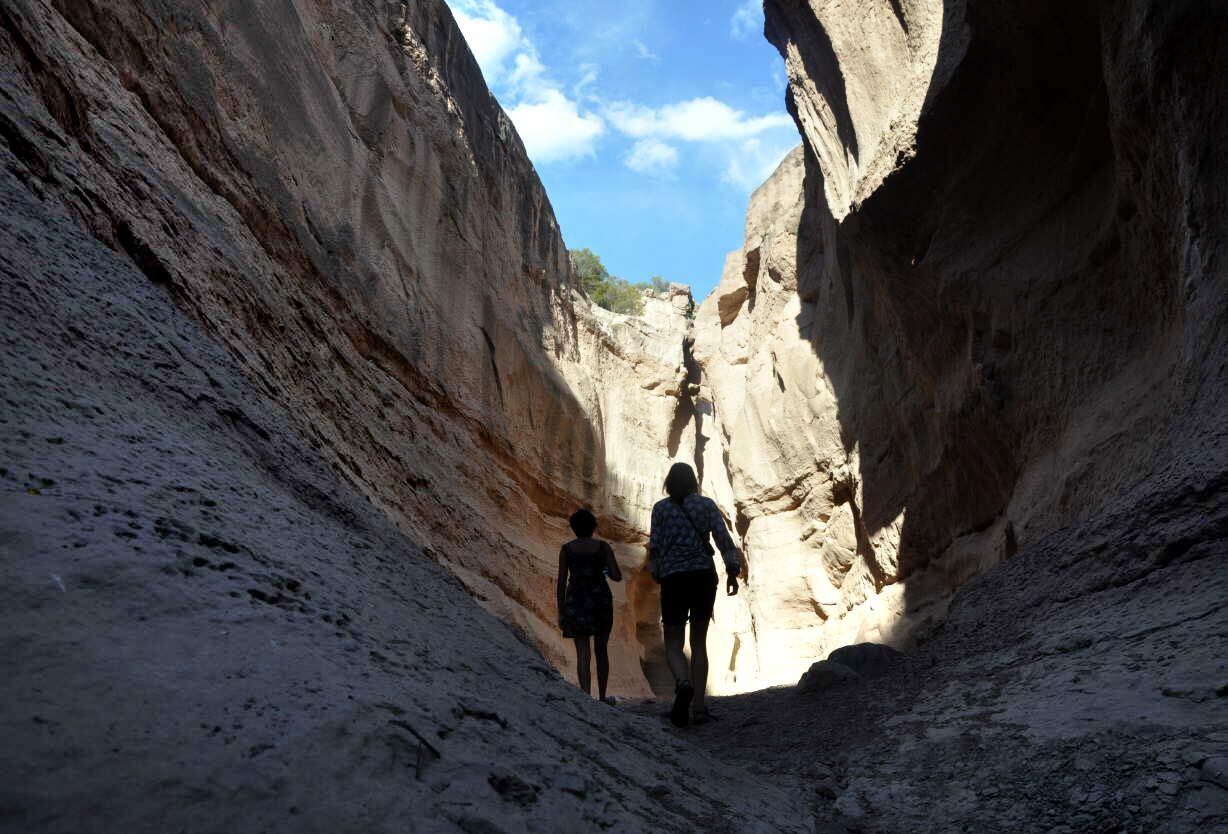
left=555, top=772, right=587, bottom=798
left=1202, top=757, right=1228, bottom=790
left=834, top=791, right=865, bottom=819
left=815, top=777, right=839, bottom=799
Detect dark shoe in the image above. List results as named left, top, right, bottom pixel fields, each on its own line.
left=670, top=681, right=694, bottom=727
left=691, top=707, right=718, bottom=725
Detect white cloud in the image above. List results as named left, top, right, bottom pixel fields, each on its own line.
left=721, top=137, right=797, bottom=190
left=605, top=97, right=793, bottom=142
left=450, top=0, right=525, bottom=83
left=506, top=52, right=548, bottom=96
left=450, top=0, right=604, bottom=163
left=449, top=1, right=793, bottom=180
left=508, top=91, right=605, bottom=162
left=572, top=63, right=600, bottom=99
left=625, top=139, right=679, bottom=173
left=731, top=0, right=763, bottom=40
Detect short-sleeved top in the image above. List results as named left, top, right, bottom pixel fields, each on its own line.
left=560, top=540, right=614, bottom=638
left=562, top=539, right=612, bottom=585
left=648, top=494, right=741, bottom=580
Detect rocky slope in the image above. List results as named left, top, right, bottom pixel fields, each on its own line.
left=0, top=0, right=699, bottom=697
left=0, top=1, right=803, bottom=830
left=685, top=0, right=1228, bottom=690
left=676, top=470, right=1228, bottom=833
left=0, top=165, right=809, bottom=833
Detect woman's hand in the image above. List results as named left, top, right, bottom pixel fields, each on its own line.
left=726, top=575, right=739, bottom=596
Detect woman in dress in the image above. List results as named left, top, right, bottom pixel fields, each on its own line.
left=648, top=462, right=742, bottom=726
left=556, top=508, right=622, bottom=701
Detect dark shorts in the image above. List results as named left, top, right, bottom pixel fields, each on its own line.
left=659, top=569, right=718, bottom=626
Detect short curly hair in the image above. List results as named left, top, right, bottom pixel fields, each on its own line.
left=569, top=508, right=598, bottom=537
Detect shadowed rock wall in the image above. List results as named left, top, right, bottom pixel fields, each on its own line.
left=0, top=0, right=696, bottom=700
left=689, top=0, right=1227, bottom=688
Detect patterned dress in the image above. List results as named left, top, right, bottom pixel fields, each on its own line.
left=560, top=540, right=614, bottom=638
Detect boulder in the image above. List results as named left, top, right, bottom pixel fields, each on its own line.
left=797, top=660, right=860, bottom=692
left=827, top=643, right=902, bottom=678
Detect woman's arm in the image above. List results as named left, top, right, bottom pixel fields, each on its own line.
left=556, top=547, right=569, bottom=626
left=603, top=542, right=623, bottom=582
left=648, top=503, right=662, bottom=580
left=706, top=499, right=743, bottom=579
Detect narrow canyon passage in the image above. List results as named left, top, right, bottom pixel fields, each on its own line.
left=1, top=1, right=1226, bottom=833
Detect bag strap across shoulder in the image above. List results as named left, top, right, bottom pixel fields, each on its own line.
left=673, top=497, right=714, bottom=554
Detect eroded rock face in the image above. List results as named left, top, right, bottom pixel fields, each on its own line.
left=0, top=0, right=810, bottom=829
left=691, top=0, right=1227, bottom=690
left=0, top=0, right=698, bottom=696
left=564, top=287, right=700, bottom=689
left=695, top=145, right=890, bottom=691
left=0, top=161, right=810, bottom=833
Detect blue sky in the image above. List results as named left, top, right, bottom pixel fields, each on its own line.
left=447, top=0, right=800, bottom=299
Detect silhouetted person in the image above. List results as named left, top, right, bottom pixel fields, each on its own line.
left=648, top=462, right=742, bottom=726
left=557, top=508, right=622, bottom=701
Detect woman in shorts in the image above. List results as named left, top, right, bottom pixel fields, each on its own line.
left=648, top=463, right=742, bottom=726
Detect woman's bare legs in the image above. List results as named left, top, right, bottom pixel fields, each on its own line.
left=663, top=622, right=690, bottom=685
left=573, top=636, right=592, bottom=695
left=688, top=616, right=710, bottom=712
left=594, top=630, right=611, bottom=700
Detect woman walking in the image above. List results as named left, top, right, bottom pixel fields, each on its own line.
left=648, top=463, right=742, bottom=726
left=557, top=508, right=622, bottom=701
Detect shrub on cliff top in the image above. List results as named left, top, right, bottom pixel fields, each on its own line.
left=570, top=248, right=645, bottom=316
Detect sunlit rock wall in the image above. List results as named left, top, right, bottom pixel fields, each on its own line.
left=563, top=287, right=699, bottom=692
left=689, top=0, right=1227, bottom=690
left=0, top=0, right=697, bottom=695
left=695, top=146, right=896, bottom=692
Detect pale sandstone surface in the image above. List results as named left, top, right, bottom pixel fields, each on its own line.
left=563, top=287, right=700, bottom=688
left=0, top=0, right=696, bottom=696
left=0, top=171, right=813, bottom=833
left=687, top=0, right=1228, bottom=691
left=695, top=146, right=924, bottom=692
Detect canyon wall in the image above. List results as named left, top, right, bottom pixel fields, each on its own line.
left=0, top=0, right=694, bottom=696
left=0, top=2, right=819, bottom=830
left=0, top=122, right=809, bottom=834
left=689, top=0, right=1227, bottom=689
left=694, top=145, right=869, bottom=690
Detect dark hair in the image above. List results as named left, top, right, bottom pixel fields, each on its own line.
left=664, top=462, right=699, bottom=503
left=569, top=508, right=598, bottom=537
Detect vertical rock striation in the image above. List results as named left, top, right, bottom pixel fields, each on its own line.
left=689, top=0, right=1228, bottom=690
left=694, top=145, right=871, bottom=690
